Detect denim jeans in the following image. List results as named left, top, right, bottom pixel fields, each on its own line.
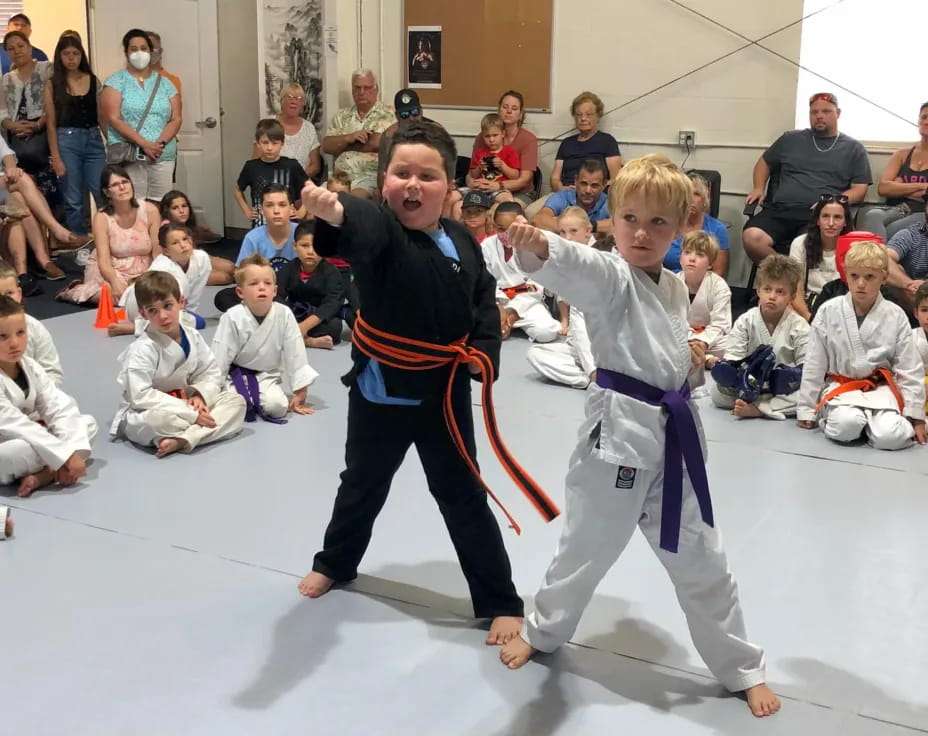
left=57, top=127, right=106, bottom=236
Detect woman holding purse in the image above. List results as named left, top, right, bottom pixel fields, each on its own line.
left=100, top=29, right=181, bottom=202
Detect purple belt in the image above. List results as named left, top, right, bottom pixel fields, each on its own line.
left=229, top=364, right=287, bottom=425
left=595, top=368, right=713, bottom=553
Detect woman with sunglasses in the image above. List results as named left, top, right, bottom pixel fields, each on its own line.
left=253, top=82, right=321, bottom=181
left=788, top=193, right=851, bottom=320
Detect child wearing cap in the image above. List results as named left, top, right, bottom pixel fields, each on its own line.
left=461, top=190, right=493, bottom=243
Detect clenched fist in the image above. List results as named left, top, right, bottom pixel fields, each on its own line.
left=301, top=180, right=345, bottom=227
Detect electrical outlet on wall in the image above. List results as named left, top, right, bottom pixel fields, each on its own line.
left=678, top=130, right=696, bottom=149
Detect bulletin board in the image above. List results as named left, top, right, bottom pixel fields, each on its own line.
left=403, top=0, right=553, bottom=111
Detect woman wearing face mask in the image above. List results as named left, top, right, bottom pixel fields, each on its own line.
left=100, top=29, right=182, bottom=201
left=253, top=82, right=321, bottom=181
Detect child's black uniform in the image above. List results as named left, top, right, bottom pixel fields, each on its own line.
left=311, top=194, right=523, bottom=619
left=278, top=257, right=345, bottom=342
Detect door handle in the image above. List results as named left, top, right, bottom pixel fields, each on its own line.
left=195, top=117, right=218, bottom=129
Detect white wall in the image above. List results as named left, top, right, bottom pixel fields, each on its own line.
left=23, top=0, right=88, bottom=59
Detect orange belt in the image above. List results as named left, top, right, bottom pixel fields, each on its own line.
left=502, top=283, right=537, bottom=300
left=166, top=388, right=187, bottom=400
left=352, top=313, right=560, bottom=534
left=815, top=367, right=903, bottom=414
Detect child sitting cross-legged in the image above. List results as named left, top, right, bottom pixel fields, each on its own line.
left=709, top=254, right=809, bottom=419
left=677, top=230, right=731, bottom=362
left=211, top=254, right=318, bottom=421
left=797, top=240, right=926, bottom=449
left=110, top=271, right=246, bottom=458
left=0, top=259, right=62, bottom=385
left=0, top=295, right=96, bottom=497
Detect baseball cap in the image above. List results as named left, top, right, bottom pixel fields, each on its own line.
left=809, top=92, right=838, bottom=107
left=462, top=190, right=492, bottom=210
left=394, top=88, right=421, bottom=119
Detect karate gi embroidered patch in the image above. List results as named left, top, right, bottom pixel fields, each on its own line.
left=615, top=466, right=636, bottom=489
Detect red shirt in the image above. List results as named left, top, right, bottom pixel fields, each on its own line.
left=469, top=146, right=521, bottom=181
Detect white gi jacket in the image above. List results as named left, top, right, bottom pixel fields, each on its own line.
left=121, top=250, right=212, bottom=320
left=481, top=234, right=547, bottom=314
left=25, top=313, right=63, bottom=387
left=912, top=326, right=928, bottom=373
left=724, top=307, right=809, bottom=365
left=680, top=271, right=731, bottom=354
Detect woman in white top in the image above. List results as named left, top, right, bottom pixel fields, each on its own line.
left=254, top=82, right=321, bottom=180
left=788, top=195, right=850, bottom=320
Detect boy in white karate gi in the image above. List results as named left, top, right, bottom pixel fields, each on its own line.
left=709, top=255, right=809, bottom=419
left=526, top=207, right=596, bottom=389
left=482, top=202, right=561, bottom=343
left=499, top=155, right=780, bottom=718
left=111, top=223, right=213, bottom=337
left=110, top=271, right=246, bottom=458
left=211, top=254, right=317, bottom=421
left=0, top=296, right=95, bottom=497
left=678, top=231, right=731, bottom=360
left=798, top=240, right=926, bottom=449
left=0, top=259, right=62, bottom=386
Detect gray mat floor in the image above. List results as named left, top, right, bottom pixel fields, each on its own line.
left=3, top=286, right=928, bottom=735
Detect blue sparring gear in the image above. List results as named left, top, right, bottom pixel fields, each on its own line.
left=711, top=345, right=803, bottom=402
left=769, top=364, right=803, bottom=396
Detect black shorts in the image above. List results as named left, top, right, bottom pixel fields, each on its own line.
left=743, top=204, right=813, bottom=253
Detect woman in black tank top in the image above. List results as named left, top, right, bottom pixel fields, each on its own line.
left=44, top=34, right=106, bottom=238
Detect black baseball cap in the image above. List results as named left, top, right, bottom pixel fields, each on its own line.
left=394, top=88, right=421, bottom=118
left=462, top=190, right=492, bottom=210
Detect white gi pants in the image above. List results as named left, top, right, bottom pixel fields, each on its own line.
left=254, top=372, right=290, bottom=419
left=822, top=404, right=913, bottom=450
left=709, top=383, right=798, bottom=420
left=523, top=451, right=766, bottom=693
left=526, top=341, right=591, bottom=389
left=121, top=391, right=246, bottom=451
left=0, top=416, right=98, bottom=484
left=512, top=302, right=560, bottom=343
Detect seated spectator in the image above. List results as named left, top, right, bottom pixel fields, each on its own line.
left=788, top=195, right=850, bottom=320
left=0, top=14, right=47, bottom=75
left=531, top=159, right=611, bottom=235
left=886, top=195, right=928, bottom=311
left=550, top=91, right=622, bottom=191
left=160, top=190, right=234, bottom=285
left=677, top=231, right=731, bottom=360
left=743, top=92, right=871, bottom=265
left=460, top=190, right=492, bottom=243
left=235, top=119, right=307, bottom=227
left=664, top=171, right=729, bottom=275
left=465, top=113, right=518, bottom=202
left=322, top=69, right=393, bottom=198
left=859, top=103, right=928, bottom=240
left=471, top=90, right=538, bottom=205
left=254, top=82, right=322, bottom=181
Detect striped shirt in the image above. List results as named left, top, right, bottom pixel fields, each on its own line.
left=887, top=223, right=928, bottom=280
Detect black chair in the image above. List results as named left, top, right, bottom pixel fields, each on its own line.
left=530, top=168, right=543, bottom=201
left=454, top=155, right=471, bottom=189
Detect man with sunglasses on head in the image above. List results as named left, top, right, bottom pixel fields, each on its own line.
left=742, top=92, right=872, bottom=266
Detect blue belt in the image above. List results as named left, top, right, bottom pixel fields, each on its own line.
left=594, top=368, right=714, bottom=553
left=229, top=364, right=287, bottom=425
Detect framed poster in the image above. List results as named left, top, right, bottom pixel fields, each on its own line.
left=407, top=25, right=442, bottom=89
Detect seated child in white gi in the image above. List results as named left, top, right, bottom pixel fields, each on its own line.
left=914, top=283, right=928, bottom=413
left=211, top=254, right=318, bottom=421
left=797, top=240, right=926, bottom=449
left=110, top=271, right=246, bottom=458
left=678, top=230, right=731, bottom=360
left=0, top=259, right=62, bottom=385
left=709, top=255, right=809, bottom=419
left=0, top=295, right=96, bottom=497
left=483, top=201, right=560, bottom=343
left=110, top=223, right=213, bottom=336
left=500, top=154, right=780, bottom=718
left=526, top=207, right=596, bottom=389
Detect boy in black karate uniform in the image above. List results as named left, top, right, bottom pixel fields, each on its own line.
left=298, top=121, right=525, bottom=643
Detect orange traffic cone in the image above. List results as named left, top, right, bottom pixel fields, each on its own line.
left=94, top=283, right=119, bottom=328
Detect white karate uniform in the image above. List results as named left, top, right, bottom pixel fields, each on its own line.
left=110, top=324, right=245, bottom=450
left=211, top=303, right=318, bottom=419
left=0, top=356, right=96, bottom=484
left=482, top=233, right=560, bottom=343
left=25, top=314, right=62, bottom=387
left=798, top=294, right=924, bottom=450
left=913, top=326, right=928, bottom=372
left=526, top=306, right=595, bottom=389
left=121, top=250, right=212, bottom=327
left=710, top=307, right=809, bottom=419
left=680, top=271, right=731, bottom=358
left=515, top=234, right=766, bottom=694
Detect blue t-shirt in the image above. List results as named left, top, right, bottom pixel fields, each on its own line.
left=544, top=189, right=610, bottom=223
left=663, top=215, right=730, bottom=272
left=357, top=228, right=460, bottom=405
left=104, top=69, right=179, bottom=161
left=0, top=45, right=46, bottom=74
left=235, top=223, right=298, bottom=270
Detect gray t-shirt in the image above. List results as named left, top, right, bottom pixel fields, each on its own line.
left=763, top=129, right=872, bottom=207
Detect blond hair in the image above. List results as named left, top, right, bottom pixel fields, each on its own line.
left=756, top=254, right=801, bottom=296
left=681, top=230, right=719, bottom=265
left=608, top=154, right=692, bottom=226
left=558, top=206, right=591, bottom=228
left=480, top=112, right=503, bottom=133
left=279, top=81, right=305, bottom=101
left=687, top=172, right=709, bottom=213
left=844, top=240, right=889, bottom=273
left=0, top=258, right=16, bottom=282
left=234, top=254, right=276, bottom=287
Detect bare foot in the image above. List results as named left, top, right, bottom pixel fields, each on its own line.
left=17, top=467, right=55, bottom=497
left=744, top=683, right=780, bottom=717
left=486, top=615, right=523, bottom=645
left=499, top=634, right=536, bottom=669
left=304, top=335, right=334, bottom=350
left=298, top=570, right=334, bottom=598
left=3, top=509, right=12, bottom=537
left=156, top=437, right=188, bottom=458
left=107, top=320, right=135, bottom=337
left=733, top=399, right=763, bottom=419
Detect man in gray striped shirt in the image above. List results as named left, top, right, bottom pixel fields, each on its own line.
left=887, top=196, right=928, bottom=310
